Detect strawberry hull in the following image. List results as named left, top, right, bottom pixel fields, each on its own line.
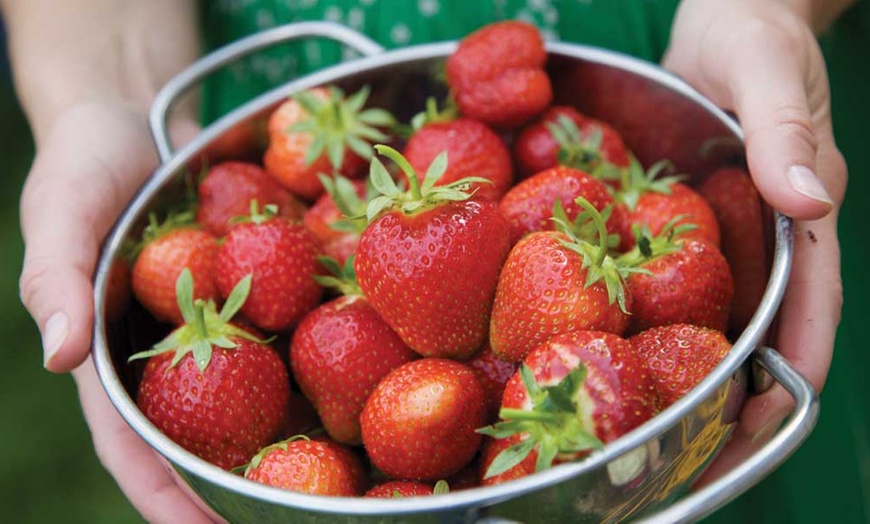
left=94, top=30, right=801, bottom=524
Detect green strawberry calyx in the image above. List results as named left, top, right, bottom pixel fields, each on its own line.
left=477, top=364, right=604, bottom=479
left=313, top=255, right=363, bottom=297
left=317, top=173, right=372, bottom=234
left=290, top=85, right=396, bottom=169
left=615, top=156, right=685, bottom=211
left=127, top=269, right=268, bottom=372
left=409, top=96, right=460, bottom=132
left=551, top=197, right=644, bottom=313
left=126, top=210, right=198, bottom=260
left=227, top=199, right=279, bottom=227
left=547, top=114, right=613, bottom=178
left=617, top=215, right=699, bottom=268
left=235, top=435, right=312, bottom=476
left=364, top=144, right=492, bottom=222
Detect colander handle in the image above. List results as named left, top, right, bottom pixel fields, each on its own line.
left=148, top=21, right=384, bottom=163
left=633, top=345, right=819, bottom=524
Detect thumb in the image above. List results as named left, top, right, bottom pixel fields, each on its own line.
left=19, top=104, right=157, bottom=372
left=728, top=28, right=834, bottom=220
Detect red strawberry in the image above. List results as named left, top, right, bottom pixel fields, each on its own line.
left=513, top=105, right=631, bottom=180
left=279, top=390, right=321, bottom=440
left=698, top=167, right=768, bottom=333
left=243, top=437, right=366, bottom=496
left=264, top=86, right=394, bottom=200
left=360, top=358, right=488, bottom=481
left=446, top=21, right=552, bottom=130
left=630, top=323, right=732, bottom=408
left=290, top=259, right=418, bottom=445
left=354, top=146, right=511, bottom=360
left=131, top=271, right=290, bottom=470
left=131, top=221, right=219, bottom=325
left=619, top=221, right=734, bottom=334
left=215, top=206, right=323, bottom=332
left=479, top=330, right=655, bottom=479
left=466, top=342, right=519, bottom=423
left=302, top=175, right=369, bottom=265
left=364, top=480, right=449, bottom=498
left=196, top=161, right=306, bottom=237
left=490, top=198, right=638, bottom=362
left=403, top=116, right=513, bottom=202
left=617, top=159, right=720, bottom=249
left=498, top=165, right=632, bottom=249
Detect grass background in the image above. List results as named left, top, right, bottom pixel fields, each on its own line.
left=1, top=7, right=869, bottom=524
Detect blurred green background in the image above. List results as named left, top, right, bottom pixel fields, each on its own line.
left=1, top=6, right=869, bottom=524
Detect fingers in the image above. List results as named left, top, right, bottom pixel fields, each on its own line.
left=18, top=104, right=155, bottom=372
left=727, top=22, right=835, bottom=220
left=73, top=360, right=218, bottom=524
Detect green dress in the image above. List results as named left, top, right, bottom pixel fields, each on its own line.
left=200, top=2, right=870, bottom=522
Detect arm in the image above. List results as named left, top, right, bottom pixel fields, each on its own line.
left=663, top=0, right=850, bottom=484
left=2, top=1, right=216, bottom=521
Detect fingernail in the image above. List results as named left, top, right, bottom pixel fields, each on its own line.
left=752, top=408, right=790, bottom=444
left=787, top=165, right=833, bottom=206
left=42, top=312, right=69, bottom=368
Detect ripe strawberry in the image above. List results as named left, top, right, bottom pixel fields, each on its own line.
left=617, top=158, right=720, bottom=249
left=302, top=175, right=369, bottom=265
left=131, top=218, right=219, bottom=325
left=490, top=197, right=639, bottom=362
left=360, top=358, right=488, bottom=481
left=618, top=220, right=734, bottom=334
left=290, top=258, right=418, bottom=445
left=264, top=86, right=395, bottom=200
left=243, top=437, right=366, bottom=496
left=403, top=115, right=513, bottom=202
left=513, top=105, right=631, bottom=180
left=196, top=161, right=306, bottom=237
left=630, top=323, right=732, bottom=408
left=131, top=270, right=289, bottom=470
left=698, top=167, right=768, bottom=333
left=446, top=21, right=552, bottom=130
left=479, top=330, right=655, bottom=478
left=215, top=205, right=323, bottom=332
left=354, top=146, right=511, bottom=359
left=364, top=480, right=449, bottom=498
left=466, top=342, right=519, bottom=423
left=279, top=390, right=321, bottom=440
left=498, top=165, right=632, bottom=249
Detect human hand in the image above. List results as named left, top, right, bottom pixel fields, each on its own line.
left=662, top=0, right=848, bottom=483
left=18, top=101, right=216, bottom=523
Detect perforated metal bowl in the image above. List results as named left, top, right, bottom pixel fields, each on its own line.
left=92, top=22, right=817, bottom=524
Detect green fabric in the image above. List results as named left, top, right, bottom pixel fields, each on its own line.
left=198, top=1, right=870, bottom=522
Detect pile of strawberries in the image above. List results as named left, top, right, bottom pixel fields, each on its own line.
left=121, top=21, right=766, bottom=498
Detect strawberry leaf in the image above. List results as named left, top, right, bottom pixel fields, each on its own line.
left=421, top=151, right=448, bottom=194
left=485, top=439, right=536, bottom=479
left=219, top=274, right=253, bottom=323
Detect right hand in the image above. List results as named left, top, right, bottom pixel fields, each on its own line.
left=19, top=101, right=217, bottom=523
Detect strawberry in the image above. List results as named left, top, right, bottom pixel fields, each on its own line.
left=196, top=161, right=306, bottom=237
left=360, top=358, right=488, bottom=481
left=489, top=197, right=639, bottom=362
left=513, top=106, right=631, bottom=180
left=479, top=330, right=655, bottom=479
left=466, top=342, right=519, bottom=423
left=403, top=111, right=513, bottom=202
left=630, top=323, right=732, bottom=408
left=264, top=85, right=395, bottom=200
left=617, top=158, right=720, bottom=249
left=497, top=165, right=632, bottom=249
left=243, top=436, right=366, bottom=496
left=618, top=219, right=734, bottom=334
left=302, top=175, right=369, bottom=265
left=131, top=217, right=219, bottom=325
left=130, top=270, right=289, bottom=470
left=215, top=204, right=323, bottom=332
left=290, top=257, right=418, bottom=445
left=354, top=145, right=511, bottom=360
left=279, top=390, right=321, bottom=440
left=478, top=435, right=533, bottom=487
left=446, top=21, right=552, bottom=130
left=698, top=167, right=768, bottom=333
left=364, top=480, right=449, bottom=498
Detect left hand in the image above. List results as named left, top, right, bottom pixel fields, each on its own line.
left=662, top=0, right=848, bottom=483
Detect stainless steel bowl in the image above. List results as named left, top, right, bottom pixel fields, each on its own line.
left=92, top=22, right=818, bottom=524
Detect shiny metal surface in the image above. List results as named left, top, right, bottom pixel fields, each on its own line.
left=93, top=22, right=814, bottom=523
